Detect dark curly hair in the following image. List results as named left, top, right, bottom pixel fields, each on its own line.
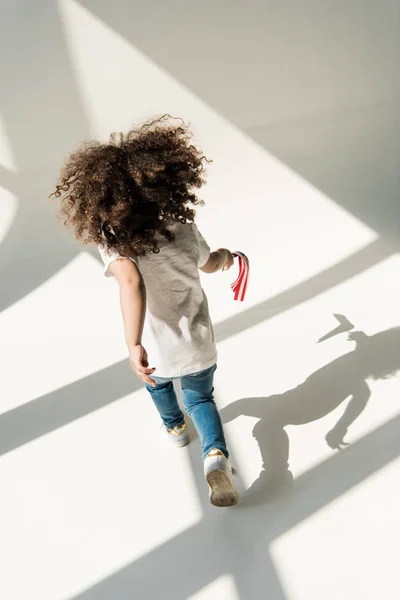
left=50, top=115, right=210, bottom=257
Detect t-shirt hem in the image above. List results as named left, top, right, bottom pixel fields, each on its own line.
left=154, top=355, right=218, bottom=379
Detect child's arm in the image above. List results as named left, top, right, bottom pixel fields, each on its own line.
left=200, top=249, right=234, bottom=274
left=325, top=380, right=371, bottom=450
left=110, top=258, right=156, bottom=387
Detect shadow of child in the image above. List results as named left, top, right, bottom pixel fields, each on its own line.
left=221, top=327, right=400, bottom=505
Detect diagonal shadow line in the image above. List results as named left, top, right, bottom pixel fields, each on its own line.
left=0, top=1, right=92, bottom=314
left=0, top=165, right=17, bottom=193
left=71, top=502, right=285, bottom=600
left=77, top=0, right=400, bottom=246
left=70, top=413, right=400, bottom=600
left=214, top=237, right=395, bottom=342
left=0, top=359, right=140, bottom=456
left=0, top=237, right=394, bottom=458
left=262, top=413, right=400, bottom=540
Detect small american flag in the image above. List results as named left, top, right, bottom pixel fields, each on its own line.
left=231, top=251, right=250, bottom=301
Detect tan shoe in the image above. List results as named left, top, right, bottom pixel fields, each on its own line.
left=204, top=449, right=239, bottom=507
left=165, top=423, right=189, bottom=448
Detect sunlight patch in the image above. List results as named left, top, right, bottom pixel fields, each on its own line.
left=188, top=575, right=240, bottom=600
left=0, top=251, right=124, bottom=412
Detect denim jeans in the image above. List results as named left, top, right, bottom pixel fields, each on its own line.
left=145, top=364, right=228, bottom=460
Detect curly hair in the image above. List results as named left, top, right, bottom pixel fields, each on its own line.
left=50, top=115, right=210, bottom=257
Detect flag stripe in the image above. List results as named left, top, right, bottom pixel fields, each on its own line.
left=231, top=252, right=250, bottom=301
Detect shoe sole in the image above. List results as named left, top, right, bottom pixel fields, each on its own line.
left=207, top=470, right=239, bottom=507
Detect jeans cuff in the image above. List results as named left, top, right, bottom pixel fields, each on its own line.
left=164, top=417, right=186, bottom=431
left=202, top=444, right=229, bottom=461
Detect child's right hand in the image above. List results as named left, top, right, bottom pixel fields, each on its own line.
left=129, top=344, right=156, bottom=387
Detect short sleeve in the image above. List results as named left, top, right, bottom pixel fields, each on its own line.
left=98, top=245, right=130, bottom=277
left=193, top=224, right=211, bottom=268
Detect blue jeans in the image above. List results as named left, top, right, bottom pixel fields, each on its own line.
left=146, top=364, right=228, bottom=460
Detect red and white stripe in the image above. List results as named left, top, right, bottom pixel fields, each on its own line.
left=231, top=251, right=250, bottom=301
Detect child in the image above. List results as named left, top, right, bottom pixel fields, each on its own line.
left=51, top=116, right=239, bottom=507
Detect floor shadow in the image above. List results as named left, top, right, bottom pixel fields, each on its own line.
left=79, top=0, right=400, bottom=245
left=214, top=238, right=394, bottom=343
left=69, top=412, right=400, bottom=600
left=0, top=1, right=398, bottom=317
left=0, top=1, right=93, bottom=313
left=1, top=5, right=399, bottom=598
left=0, top=243, right=393, bottom=461
left=221, top=325, right=400, bottom=505
left=0, top=358, right=140, bottom=458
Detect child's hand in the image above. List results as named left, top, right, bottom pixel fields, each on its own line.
left=220, top=249, right=235, bottom=272
left=129, top=344, right=156, bottom=387
left=325, top=426, right=349, bottom=450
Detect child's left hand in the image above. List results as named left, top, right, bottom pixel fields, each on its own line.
left=129, top=344, right=156, bottom=387
left=325, top=426, right=349, bottom=450
left=221, top=249, right=235, bottom=272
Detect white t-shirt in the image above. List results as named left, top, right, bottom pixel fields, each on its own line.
left=99, top=222, right=217, bottom=378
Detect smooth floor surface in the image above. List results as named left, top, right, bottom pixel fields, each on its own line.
left=1, top=2, right=399, bottom=599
